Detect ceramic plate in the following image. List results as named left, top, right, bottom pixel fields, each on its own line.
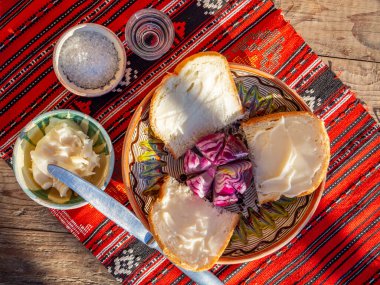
left=121, top=63, right=324, bottom=264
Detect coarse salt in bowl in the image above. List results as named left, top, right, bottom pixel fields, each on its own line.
left=53, top=24, right=126, bottom=97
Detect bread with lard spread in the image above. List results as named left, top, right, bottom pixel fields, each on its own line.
left=148, top=176, right=239, bottom=271
left=241, top=112, right=330, bottom=204
left=149, top=52, right=243, bottom=159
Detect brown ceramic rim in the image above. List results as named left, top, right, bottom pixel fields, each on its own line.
left=121, top=63, right=325, bottom=264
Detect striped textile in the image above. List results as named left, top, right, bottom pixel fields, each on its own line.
left=1, top=0, right=379, bottom=284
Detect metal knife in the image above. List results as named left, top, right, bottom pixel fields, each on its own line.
left=48, top=164, right=224, bottom=285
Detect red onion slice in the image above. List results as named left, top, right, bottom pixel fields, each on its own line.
left=214, top=161, right=252, bottom=195
left=215, top=135, right=249, bottom=165
left=183, top=149, right=212, bottom=175
left=213, top=193, right=238, bottom=207
left=186, top=167, right=216, bottom=198
left=184, top=132, right=252, bottom=207
left=195, top=133, right=225, bottom=162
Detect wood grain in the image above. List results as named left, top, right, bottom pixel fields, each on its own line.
left=0, top=159, right=118, bottom=284
left=278, top=0, right=380, bottom=62
left=0, top=228, right=118, bottom=284
left=0, top=160, right=67, bottom=233
left=1, top=0, right=379, bottom=283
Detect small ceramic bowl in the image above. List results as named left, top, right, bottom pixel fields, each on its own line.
left=53, top=23, right=126, bottom=97
left=13, top=110, right=115, bottom=210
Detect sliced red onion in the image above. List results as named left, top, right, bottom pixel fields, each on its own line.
left=216, top=183, right=237, bottom=196
left=184, top=132, right=253, bottom=207
left=195, top=133, right=225, bottom=162
left=214, top=161, right=252, bottom=195
left=215, top=135, right=249, bottom=165
left=213, top=193, right=238, bottom=207
left=214, top=172, right=236, bottom=196
left=183, top=149, right=212, bottom=175
left=186, top=167, right=216, bottom=198
left=232, top=161, right=253, bottom=194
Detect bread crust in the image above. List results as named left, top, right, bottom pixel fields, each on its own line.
left=148, top=176, right=239, bottom=271
left=149, top=52, right=243, bottom=159
left=242, top=111, right=312, bottom=127
left=148, top=73, right=180, bottom=158
left=242, top=111, right=330, bottom=204
left=174, top=52, right=242, bottom=120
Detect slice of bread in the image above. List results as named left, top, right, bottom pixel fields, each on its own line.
left=149, top=52, right=243, bottom=159
left=241, top=112, right=330, bottom=204
left=148, top=176, right=239, bottom=271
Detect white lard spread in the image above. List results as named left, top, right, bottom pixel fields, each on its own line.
left=154, top=181, right=227, bottom=266
left=252, top=116, right=321, bottom=199
left=30, top=119, right=99, bottom=197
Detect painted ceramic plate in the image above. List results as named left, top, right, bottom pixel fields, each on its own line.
left=121, top=63, right=324, bottom=264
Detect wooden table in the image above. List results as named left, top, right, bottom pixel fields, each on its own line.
left=1, top=0, right=379, bottom=283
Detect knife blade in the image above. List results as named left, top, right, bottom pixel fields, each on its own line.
left=48, top=164, right=224, bottom=285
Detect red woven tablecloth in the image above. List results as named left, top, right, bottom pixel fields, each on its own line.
left=1, top=0, right=379, bottom=284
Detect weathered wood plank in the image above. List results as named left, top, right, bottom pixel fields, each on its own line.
left=0, top=159, right=117, bottom=283
left=0, top=228, right=118, bottom=284
left=0, top=159, right=68, bottom=233
left=277, top=0, right=380, bottom=62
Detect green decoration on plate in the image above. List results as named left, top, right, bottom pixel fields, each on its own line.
left=137, top=138, right=166, bottom=193
left=236, top=79, right=288, bottom=118
left=231, top=197, right=297, bottom=243
left=142, top=183, right=161, bottom=197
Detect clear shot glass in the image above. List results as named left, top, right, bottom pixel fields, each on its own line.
left=125, top=8, right=175, bottom=61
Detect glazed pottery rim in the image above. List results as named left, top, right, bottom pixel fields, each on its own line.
left=121, top=63, right=325, bottom=264
left=13, top=109, right=115, bottom=210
